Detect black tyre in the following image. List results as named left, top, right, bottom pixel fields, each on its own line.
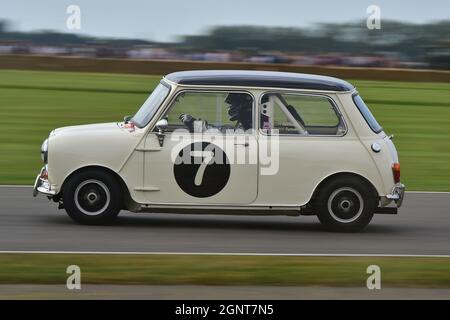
left=315, top=176, right=376, bottom=232
left=62, top=170, right=122, bottom=225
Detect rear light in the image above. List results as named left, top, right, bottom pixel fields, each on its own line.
left=392, top=163, right=401, bottom=183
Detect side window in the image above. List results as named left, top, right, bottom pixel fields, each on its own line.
left=352, top=94, right=382, bottom=133
left=160, top=91, right=254, bottom=133
left=259, top=93, right=346, bottom=135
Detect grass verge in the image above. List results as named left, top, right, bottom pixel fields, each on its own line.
left=0, top=254, right=449, bottom=288
left=1, top=69, right=450, bottom=190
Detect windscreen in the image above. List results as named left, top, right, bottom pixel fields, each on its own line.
left=132, top=83, right=170, bottom=128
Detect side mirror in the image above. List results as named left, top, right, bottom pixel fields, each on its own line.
left=123, top=115, right=132, bottom=123
left=155, top=118, right=168, bottom=133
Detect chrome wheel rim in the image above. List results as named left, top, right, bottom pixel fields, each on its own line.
left=327, top=187, right=364, bottom=223
left=74, top=179, right=110, bottom=216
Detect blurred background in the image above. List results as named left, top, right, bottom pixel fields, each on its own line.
left=0, top=16, right=449, bottom=69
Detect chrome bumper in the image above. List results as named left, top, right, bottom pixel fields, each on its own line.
left=33, top=166, right=56, bottom=197
left=385, top=183, right=406, bottom=208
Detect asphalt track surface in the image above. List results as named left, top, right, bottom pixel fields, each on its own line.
left=0, top=187, right=449, bottom=255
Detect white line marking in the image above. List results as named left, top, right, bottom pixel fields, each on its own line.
left=1, top=185, right=450, bottom=194
left=0, top=185, right=32, bottom=188
left=406, top=191, right=450, bottom=194
left=0, top=251, right=449, bottom=258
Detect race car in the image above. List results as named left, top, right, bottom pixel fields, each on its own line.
left=34, top=70, right=405, bottom=231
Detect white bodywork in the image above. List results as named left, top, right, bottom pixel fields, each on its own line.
left=35, top=77, right=404, bottom=213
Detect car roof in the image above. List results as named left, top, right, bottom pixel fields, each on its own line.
left=164, top=70, right=354, bottom=92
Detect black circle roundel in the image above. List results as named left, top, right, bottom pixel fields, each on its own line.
left=173, top=142, right=230, bottom=198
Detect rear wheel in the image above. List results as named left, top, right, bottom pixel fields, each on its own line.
left=315, top=176, right=376, bottom=232
left=62, top=170, right=122, bottom=225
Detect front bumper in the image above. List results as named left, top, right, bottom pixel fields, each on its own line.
left=33, top=166, right=56, bottom=197
left=385, top=183, right=406, bottom=207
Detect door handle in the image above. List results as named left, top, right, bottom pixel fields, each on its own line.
left=234, top=143, right=249, bottom=147
left=155, top=131, right=165, bottom=147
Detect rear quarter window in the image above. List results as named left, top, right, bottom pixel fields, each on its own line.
left=352, top=94, right=382, bottom=133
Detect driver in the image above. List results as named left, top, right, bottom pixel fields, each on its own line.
left=179, top=93, right=253, bottom=132
left=224, top=93, right=253, bottom=130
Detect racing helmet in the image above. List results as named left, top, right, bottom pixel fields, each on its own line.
left=224, top=93, right=253, bottom=129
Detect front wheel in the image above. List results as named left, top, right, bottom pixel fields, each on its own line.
left=62, top=170, right=122, bottom=225
left=315, top=177, right=376, bottom=232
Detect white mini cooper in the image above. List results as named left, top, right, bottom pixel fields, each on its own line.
left=34, top=70, right=405, bottom=232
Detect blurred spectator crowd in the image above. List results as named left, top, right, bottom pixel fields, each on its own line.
left=0, top=44, right=406, bottom=68
left=0, top=20, right=449, bottom=69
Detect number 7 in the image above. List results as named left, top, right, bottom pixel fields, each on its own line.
left=190, top=150, right=214, bottom=186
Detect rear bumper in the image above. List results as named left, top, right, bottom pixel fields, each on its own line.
left=384, top=183, right=406, bottom=208
left=33, top=166, right=56, bottom=197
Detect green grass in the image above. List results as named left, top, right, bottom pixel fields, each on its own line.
left=352, top=79, right=450, bottom=191
left=0, top=70, right=159, bottom=184
left=0, top=69, right=450, bottom=190
left=0, top=254, right=449, bottom=287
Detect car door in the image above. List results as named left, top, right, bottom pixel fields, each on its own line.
left=141, top=89, right=258, bottom=205
left=256, top=91, right=351, bottom=206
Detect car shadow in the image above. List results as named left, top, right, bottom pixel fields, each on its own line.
left=42, top=212, right=404, bottom=234
left=116, top=214, right=325, bottom=232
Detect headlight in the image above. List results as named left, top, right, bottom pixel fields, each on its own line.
left=41, top=138, right=48, bottom=163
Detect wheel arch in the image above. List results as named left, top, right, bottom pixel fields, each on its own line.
left=308, top=172, right=379, bottom=207
left=60, top=165, right=134, bottom=210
